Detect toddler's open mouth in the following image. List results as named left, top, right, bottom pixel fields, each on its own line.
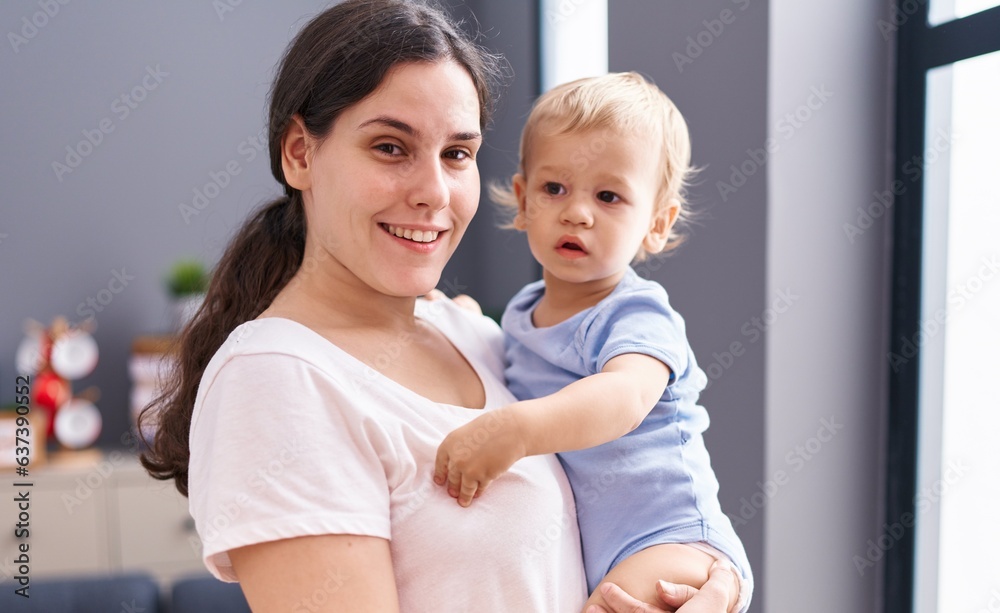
left=556, top=235, right=588, bottom=254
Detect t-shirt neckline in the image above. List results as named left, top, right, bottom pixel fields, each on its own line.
left=523, top=268, right=639, bottom=332
left=246, top=313, right=495, bottom=412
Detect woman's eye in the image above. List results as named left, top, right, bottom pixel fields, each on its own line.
left=444, top=149, right=472, bottom=161
left=597, top=191, right=621, bottom=204
left=543, top=182, right=566, bottom=196
left=374, top=143, right=403, bottom=156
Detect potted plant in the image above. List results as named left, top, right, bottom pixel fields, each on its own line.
left=165, top=259, right=210, bottom=331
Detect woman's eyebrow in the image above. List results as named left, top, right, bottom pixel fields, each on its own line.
left=357, top=115, right=481, bottom=142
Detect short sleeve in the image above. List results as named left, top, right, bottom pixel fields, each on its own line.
left=188, top=352, right=394, bottom=582
left=580, top=287, right=690, bottom=379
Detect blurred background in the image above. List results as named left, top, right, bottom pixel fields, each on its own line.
left=2, top=1, right=997, bottom=612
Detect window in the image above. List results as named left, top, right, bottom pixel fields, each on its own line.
left=539, top=0, right=608, bottom=90
left=887, top=5, right=1000, bottom=613
left=929, top=0, right=1000, bottom=25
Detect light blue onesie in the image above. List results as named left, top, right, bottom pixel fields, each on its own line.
left=502, top=267, right=753, bottom=608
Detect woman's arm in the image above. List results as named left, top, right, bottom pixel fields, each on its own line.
left=229, top=534, right=400, bottom=612
left=434, top=353, right=670, bottom=505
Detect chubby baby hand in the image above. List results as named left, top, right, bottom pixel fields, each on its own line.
left=433, top=407, right=527, bottom=507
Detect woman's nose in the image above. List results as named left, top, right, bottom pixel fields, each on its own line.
left=407, top=157, right=449, bottom=211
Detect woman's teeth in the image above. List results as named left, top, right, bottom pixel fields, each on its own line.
left=383, top=224, right=439, bottom=243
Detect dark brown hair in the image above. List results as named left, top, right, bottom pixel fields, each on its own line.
left=140, top=0, right=506, bottom=496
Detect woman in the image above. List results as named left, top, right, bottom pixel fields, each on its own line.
left=140, top=1, right=736, bottom=610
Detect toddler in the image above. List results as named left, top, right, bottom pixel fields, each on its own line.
left=434, top=72, right=752, bottom=612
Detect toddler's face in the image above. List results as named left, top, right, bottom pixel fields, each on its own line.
left=514, top=126, right=675, bottom=287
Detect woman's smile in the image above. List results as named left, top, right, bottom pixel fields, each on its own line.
left=379, top=222, right=447, bottom=253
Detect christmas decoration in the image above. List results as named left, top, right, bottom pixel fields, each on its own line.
left=16, top=317, right=102, bottom=447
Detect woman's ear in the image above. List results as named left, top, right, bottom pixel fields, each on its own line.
left=281, top=114, right=314, bottom=191
left=643, top=198, right=681, bottom=253
left=512, top=173, right=528, bottom=230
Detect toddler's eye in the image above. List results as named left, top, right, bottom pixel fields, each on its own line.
left=543, top=182, right=566, bottom=196
left=597, top=191, right=621, bottom=204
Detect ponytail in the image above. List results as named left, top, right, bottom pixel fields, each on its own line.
left=139, top=195, right=304, bottom=496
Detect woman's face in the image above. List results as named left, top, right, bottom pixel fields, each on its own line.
left=292, top=60, right=483, bottom=299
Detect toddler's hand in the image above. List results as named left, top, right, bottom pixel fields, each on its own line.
left=433, top=407, right=527, bottom=507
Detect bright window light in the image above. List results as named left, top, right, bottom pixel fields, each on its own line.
left=539, top=0, right=608, bottom=91
left=929, top=0, right=1000, bottom=26
left=915, top=48, right=1000, bottom=613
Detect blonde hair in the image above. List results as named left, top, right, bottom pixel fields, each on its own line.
left=492, top=71, right=695, bottom=256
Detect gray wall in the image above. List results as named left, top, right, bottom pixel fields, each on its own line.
left=610, top=1, right=769, bottom=609
left=766, top=0, right=892, bottom=610
left=1, top=2, right=336, bottom=445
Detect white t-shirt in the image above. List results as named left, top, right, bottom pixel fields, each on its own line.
left=188, top=298, right=588, bottom=612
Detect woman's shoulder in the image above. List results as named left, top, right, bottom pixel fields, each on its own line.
left=208, top=317, right=329, bottom=367
left=190, top=317, right=370, bottom=436
left=196, top=318, right=344, bottom=405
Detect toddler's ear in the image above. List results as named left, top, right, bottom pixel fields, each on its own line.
left=643, top=199, right=681, bottom=253
left=512, top=173, right=528, bottom=230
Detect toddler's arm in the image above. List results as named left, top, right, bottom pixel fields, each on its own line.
left=434, top=353, right=670, bottom=506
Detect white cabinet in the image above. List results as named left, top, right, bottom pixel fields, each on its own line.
left=0, top=450, right=207, bottom=585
